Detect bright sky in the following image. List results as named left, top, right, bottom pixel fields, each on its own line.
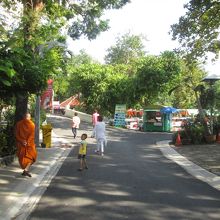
left=67, top=0, right=220, bottom=76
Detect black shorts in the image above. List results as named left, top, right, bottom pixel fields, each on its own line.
left=78, top=154, right=86, bottom=159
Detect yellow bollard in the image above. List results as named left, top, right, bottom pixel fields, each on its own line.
left=41, top=124, right=52, bottom=148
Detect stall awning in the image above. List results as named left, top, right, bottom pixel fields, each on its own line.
left=160, top=107, right=178, bottom=114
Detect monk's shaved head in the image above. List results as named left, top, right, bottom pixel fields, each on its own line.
left=24, top=113, right=31, bottom=120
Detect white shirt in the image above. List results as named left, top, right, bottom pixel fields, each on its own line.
left=93, top=121, right=106, bottom=140
left=72, top=116, right=80, bottom=128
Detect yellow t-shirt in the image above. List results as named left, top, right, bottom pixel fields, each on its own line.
left=79, top=140, right=87, bottom=155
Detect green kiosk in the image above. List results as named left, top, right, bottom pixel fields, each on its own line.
left=143, top=105, right=172, bottom=132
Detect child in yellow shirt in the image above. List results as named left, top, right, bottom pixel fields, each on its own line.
left=78, top=133, right=88, bottom=171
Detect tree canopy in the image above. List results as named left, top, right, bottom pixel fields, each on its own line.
left=170, top=0, right=220, bottom=61
left=0, top=0, right=213, bottom=118
left=0, top=0, right=130, bottom=120
left=104, top=32, right=146, bottom=65
left=66, top=51, right=201, bottom=115
left=134, top=51, right=181, bottom=106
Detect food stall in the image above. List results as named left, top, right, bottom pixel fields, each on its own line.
left=143, top=106, right=177, bottom=132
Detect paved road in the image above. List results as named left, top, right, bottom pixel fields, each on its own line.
left=28, top=116, right=220, bottom=220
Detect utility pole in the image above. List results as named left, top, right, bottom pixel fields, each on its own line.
left=35, top=95, right=41, bottom=147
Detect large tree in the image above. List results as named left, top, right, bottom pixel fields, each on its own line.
left=1, top=0, right=130, bottom=121
left=104, top=32, right=146, bottom=65
left=168, top=60, right=206, bottom=109
left=134, top=51, right=181, bottom=106
left=170, top=0, right=220, bottom=61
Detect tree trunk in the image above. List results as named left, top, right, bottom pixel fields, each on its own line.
left=15, top=92, right=28, bottom=123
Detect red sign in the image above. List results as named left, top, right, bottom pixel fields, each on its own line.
left=41, top=79, right=53, bottom=109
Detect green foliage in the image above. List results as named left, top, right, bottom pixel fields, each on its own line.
left=168, top=60, right=206, bottom=109
left=67, top=0, right=130, bottom=40
left=29, top=95, right=46, bottom=125
left=59, top=50, right=97, bottom=100
left=0, top=44, right=65, bottom=98
left=172, top=122, right=205, bottom=145
left=66, top=50, right=208, bottom=116
left=68, top=63, right=133, bottom=115
left=215, top=81, right=220, bottom=109
left=170, top=0, right=220, bottom=60
left=190, top=124, right=205, bottom=144
left=0, top=61, right=16, bottom=87
left=0, top=0, right=130, bottom=119
left=0, top=0, right=131, bottom=155
left=68, top=50, right=96, bottom=66
left=0, top=46, right=24, bottom=98
left=0, top=107, right=16, bottom=157
left=134, top=51, right=181, bottom=106
left=105, top=32, right=146, bottom=65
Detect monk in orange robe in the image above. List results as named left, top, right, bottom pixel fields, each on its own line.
left=15, top=113, right=37, bottom=177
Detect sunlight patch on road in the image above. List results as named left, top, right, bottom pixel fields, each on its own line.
left=96, top=189, right=131, bottom=196
left=186, top=194, right=220, bottom=201
left=141, top=154, right=161, bottom=159
left=152, top=189, right=176, bottom=194
left=69, top=197, right=96, bottom=206
left=100, top=163, right=118, bottom=167
left=0, top=179, right=10, bottom=184
left=60, top=184, right=87, bottom=193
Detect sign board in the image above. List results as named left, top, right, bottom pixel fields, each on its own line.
left=41, top=79, right=53, bottom=110
left=114, top=104, right=126, bottom=127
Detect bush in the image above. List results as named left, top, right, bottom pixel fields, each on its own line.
left=172, top=120, right=206, bottom=145
left=0, top=131, right=8, bottom=156
left=190, top=124, right=205, bottom=144
left=0, top=107, right=16, bottom=157
left=213, top=115, right=220, bottom=135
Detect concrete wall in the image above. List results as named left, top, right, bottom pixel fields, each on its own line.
left=64, top=109, right=92, bottom=123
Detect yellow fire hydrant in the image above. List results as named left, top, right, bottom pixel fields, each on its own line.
left=41, top=124, right=53, bottom=148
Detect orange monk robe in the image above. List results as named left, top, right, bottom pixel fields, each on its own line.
left=15, top=118, right=37, bottom=169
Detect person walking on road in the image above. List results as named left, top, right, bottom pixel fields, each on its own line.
left=78, top=133, right=88, bottom=171
left=92, top=115, right=107, bottom=156
left=92, top=109, right=99, bottom=127
left=72, top=112, right=81, bottom=139
left=15, top=113, right=37, bottom=177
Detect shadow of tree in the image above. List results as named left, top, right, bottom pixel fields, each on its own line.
left=29, top=115, right=220, bottom=220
